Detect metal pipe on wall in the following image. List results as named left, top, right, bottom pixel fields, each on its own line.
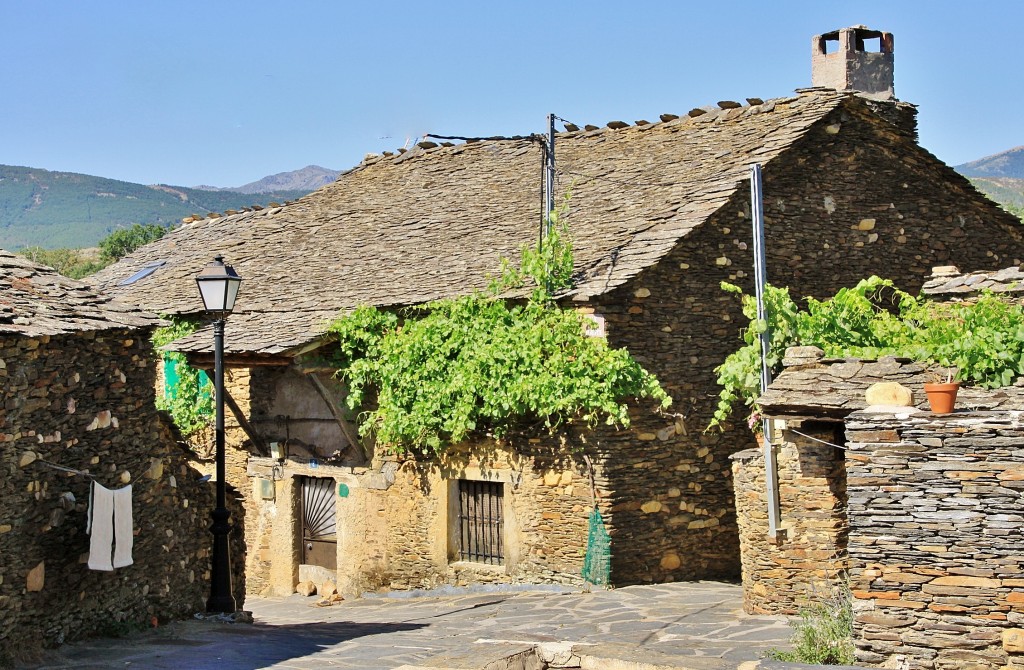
left=750, top=163, right=781, bottom=539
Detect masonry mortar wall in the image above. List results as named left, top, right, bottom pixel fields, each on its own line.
left=731, top=425, right=848, bottom=615
left=0, top=328, right=245, bottom=661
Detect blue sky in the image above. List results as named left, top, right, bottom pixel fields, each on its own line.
left=1, top=1, right=1020, bottom=187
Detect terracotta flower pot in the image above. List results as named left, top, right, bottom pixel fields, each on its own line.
left=924, top=382, right=960, bottom=414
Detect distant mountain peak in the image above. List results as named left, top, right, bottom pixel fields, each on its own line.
left=0, top=163, right=317, bottom=250
left=955, top=146, right=1024, bottom=179
left=193, top=165, right=340, bottom=194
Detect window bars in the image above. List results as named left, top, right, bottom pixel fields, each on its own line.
left=457, top=480, right=504, bottom=565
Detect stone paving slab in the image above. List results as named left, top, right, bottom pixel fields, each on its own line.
left=18, top=581, right=810, bottom=670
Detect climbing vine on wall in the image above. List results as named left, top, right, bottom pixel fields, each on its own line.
left=326, top=211, right=671, bottom=455
left=709, top=276, right=1024, bottom=430
left=152, top=317, right=214, bottom=437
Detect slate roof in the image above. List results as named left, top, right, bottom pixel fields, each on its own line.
left=758, top=347, right=1024, bottom=418
left=92, top=90, right=867, bottom=356
left=921, top=265, right=1024, bottom=300
left=0, top=249, right=158, bottom=338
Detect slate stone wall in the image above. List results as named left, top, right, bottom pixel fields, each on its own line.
left=731, top=425, right=848, bottom=615
left=846, top=410, right=1024, bottom=670
left=0, top=328, right=245, bottom=661
left=588, top=99, right=1024, bottom=586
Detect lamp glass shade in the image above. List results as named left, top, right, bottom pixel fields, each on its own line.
left=195, top=256, right=242, bottom=313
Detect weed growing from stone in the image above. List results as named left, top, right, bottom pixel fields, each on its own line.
left=766, top=585, right=855, bottom=665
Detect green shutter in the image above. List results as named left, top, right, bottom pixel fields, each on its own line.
left=163, top=356, right=180, bottom=399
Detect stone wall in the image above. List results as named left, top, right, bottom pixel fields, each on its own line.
left=846, top=409, right=1024, bottom=669
left=245, top=438, right=600, bottom=597
left=731, top=424, right=849, bottom=615
left=379, top=440, right=597, bottom=590
left=587, top=98, right=1024, bottom=587
left=0, top=328, right=245, bottom=662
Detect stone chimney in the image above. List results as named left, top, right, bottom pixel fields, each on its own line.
left=812, top=26, right=894, bottom=100
left=812, top=26, right=917, bottom=140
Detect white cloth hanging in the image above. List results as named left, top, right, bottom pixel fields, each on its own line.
left=87, top=482, right=133, bottom=571
left=112, top=485, right=134, bottom=568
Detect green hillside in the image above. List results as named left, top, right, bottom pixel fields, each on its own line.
left=968, top=177, right=1024, bottom=220
left=0, top=165, right=310, bottom=250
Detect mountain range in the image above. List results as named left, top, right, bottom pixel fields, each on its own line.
left=192, top=165, right=340, bottom=195
left=955, top=146, right=1024, bottom=179
left=954, top=147, right=1024, bottom=216
left=2, top=146, right=1022, bottom=252
left=0, top=165, right=337, bottom=250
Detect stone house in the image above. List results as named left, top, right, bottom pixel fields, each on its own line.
left=0, top=250, right=244, bottom=660
left=92, top=28, right=1024, bottom=598
left=734, top=267, right=1024, bottom=669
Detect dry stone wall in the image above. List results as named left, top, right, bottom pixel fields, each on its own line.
left=846, top=409, right=1024, bottom=670
left=731, top=423, right=848, bottom=615
left=0, top=328, right=245, bottom=661
left=590, top=100, right=1024, bottom=587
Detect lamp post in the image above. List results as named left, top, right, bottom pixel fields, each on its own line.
left=195, top=255, right=242, bottom=613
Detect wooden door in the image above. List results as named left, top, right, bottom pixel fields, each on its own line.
left=300, top=476, right=337, bottom=570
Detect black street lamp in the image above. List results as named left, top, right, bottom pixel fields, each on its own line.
left=195, top=255, right=242, bottom=613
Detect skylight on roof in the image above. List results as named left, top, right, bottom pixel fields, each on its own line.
left=119, top=260, right=166, bottom=286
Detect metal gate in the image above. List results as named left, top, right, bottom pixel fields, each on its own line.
left=300, top=476, right=337, bottom=569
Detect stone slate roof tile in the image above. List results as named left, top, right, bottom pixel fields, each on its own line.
left=922, top=266, right=1024, bottom=299
left=760, top=353, right=1024, bottom=418
left=758, top=356, right=931, bottom=418
left=0, top=249, right=158, bottom=337
left=93, top=91, right=855, bottom=355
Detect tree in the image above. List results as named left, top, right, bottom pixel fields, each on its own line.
left=99, top=223, right=169, bottom=263
left=16, top=246, right=104, bottom=279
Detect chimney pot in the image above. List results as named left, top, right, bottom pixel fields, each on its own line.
left=811, top=26, right=894, bottom=100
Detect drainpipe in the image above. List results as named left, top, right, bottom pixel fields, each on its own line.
left=750, top=163, right=781, bottom=539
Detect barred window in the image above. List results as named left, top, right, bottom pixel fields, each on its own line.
left=456, top=480, right=504, bottom=565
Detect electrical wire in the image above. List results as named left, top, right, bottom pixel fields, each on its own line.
left=788, top=428, right=849, bottom=451
left=427, top=117, right=678, bottom=189
left=424, top=132, right=544, bottom=143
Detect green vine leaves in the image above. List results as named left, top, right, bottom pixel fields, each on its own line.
left=152, top=318, right=214, bottom=437
left=326, top=211, right=671, bottom=455
left=709, top=276, right=1024, bottom=431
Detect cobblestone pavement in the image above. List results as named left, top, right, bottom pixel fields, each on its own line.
left=23, top=581, right=798, bottom=670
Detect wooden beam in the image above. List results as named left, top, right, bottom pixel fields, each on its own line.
left=202, top=369, right=270, bottom=457
left=187, top=353, right=291, bottom=368
left=306, top=372, right=371, bottom=463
